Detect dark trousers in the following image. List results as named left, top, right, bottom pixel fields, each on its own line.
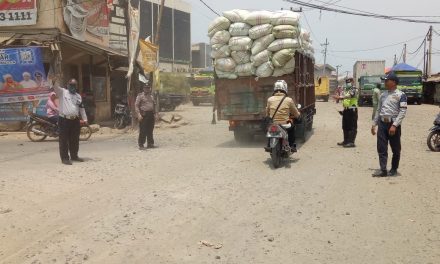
left=377, top=121, right=401, bottom=171
left=287, top=126, right=296, bottom=147
left=342, top=108, right=358, bottom=143
left=138, top=111, right=155, bottom=147
left=58, top=117, right=80, bottom=161
left=48, top=116, right=58, bottom=125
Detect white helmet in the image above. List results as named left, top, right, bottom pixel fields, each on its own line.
left=274, top=80, right=288, bottom=94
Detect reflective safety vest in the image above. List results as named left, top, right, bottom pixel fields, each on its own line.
left=342, top=87, right=359, bottom=108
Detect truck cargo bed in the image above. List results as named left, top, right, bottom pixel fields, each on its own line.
left=215, top=52, right=316, bottom=141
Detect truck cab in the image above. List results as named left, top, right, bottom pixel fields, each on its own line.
left=315, top=77, right=330, bottom=102
left=358, top=75, right=384, bottom=106
left=394, top=71, right=423, bottom=104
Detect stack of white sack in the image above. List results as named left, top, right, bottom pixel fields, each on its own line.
left=209, top=9, right=314, bottom=79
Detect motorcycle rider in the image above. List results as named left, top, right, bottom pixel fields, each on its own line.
left=266, top=80, right=301, bottom=152
left=46, top=92, right=59, bottom=125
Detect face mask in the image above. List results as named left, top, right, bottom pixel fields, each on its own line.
left=346, top=83, right=352, bottom=89
left=68, top=84, right=77, bottom=94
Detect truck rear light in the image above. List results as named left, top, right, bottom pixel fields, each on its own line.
left=229, top=120, right=238, bottom=127
left=270, top=125, right=279, bottom=133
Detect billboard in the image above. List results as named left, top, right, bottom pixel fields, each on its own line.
left=0, top=0, right=37, bottom=26
left=0, top=47, right=51, bottom=121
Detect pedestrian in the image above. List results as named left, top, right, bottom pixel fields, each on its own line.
left=52, top=78, right=88, bottom=165
left=46, top=92, right=59, bottom=125
left=135, top=81, right=156, bottom=150
left=371, top=72, right=407, bottom=177
left=335, top=78, right=359, bottom=148
left=372, top=83, right=382, bottom=120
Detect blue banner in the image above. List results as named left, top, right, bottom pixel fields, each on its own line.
left=0, top=47, right=50, bottom=122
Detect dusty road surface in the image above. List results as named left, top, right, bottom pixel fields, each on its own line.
left=0, top=102, right=439, bottom=264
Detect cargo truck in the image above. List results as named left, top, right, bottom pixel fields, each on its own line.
left=315, top=76, right=330, bottom=102
left=393, top=69, right=423, bottom=105
left=189, top=73, right=215, bottom=106
left=353, top=60, right=385, bottom=106
left=215, top=51, right=316, bottom=142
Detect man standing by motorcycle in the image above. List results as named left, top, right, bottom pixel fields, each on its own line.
left=266, top=80, right=301, bottom=152
left=51, top=77, right=88, bottom=165
left=334, top=78, right=359, bottom=148
left=135, top=81, right=156, bottom=150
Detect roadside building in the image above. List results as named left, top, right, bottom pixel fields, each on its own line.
left=191, top=43, right=212, bottom=71
left=423, top=74, right=440, bottom=105
left=139, top=0, right=191, bottom=73
left=0, top=0, right=129, bottom=128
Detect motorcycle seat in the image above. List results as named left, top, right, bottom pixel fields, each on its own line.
left=29, top=113, right=51, bottom=121
left=281, top=123, right=292, bottom=129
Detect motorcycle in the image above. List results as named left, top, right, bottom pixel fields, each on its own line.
left=113, top=103, right=132, bottom=129
left=427, top=113, right=440, bottom=152
left=265, top=104, right=302, bottom=168
left=26, top=113, right=92, bottom=142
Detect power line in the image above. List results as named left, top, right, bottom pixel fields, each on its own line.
left=328, top=34, right=425, bottom=53
left=302, top=12, right=321, bottom=43
left=283, top=0, right=440, bottom=24
left=198, top=0, right=220, bottom=16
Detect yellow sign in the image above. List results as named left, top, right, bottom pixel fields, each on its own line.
left=139, top=39, right=159, bottom=73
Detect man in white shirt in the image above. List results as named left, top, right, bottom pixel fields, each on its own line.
left=20, top=72, right=38, bottom=89
left=52, top=78, right=88, bottom=165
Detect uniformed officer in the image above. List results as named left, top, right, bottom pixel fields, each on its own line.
left=52, top=78, right=88, bottom=165
left=135, top=81, right=156, bottom=150
left=335, top=78, right=359, bottom=148
left=371, top=72, right=407, bottom=177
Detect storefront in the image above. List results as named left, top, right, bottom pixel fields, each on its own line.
left=0, top=30, right=128, bottom=127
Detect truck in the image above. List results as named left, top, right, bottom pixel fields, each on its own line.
left=189, top=73, right=215, bottom=106
left=353, top=60, right=385, bottom=106
left=390, top=64, right=423, bottom=104
left=315, top=76, right=330, bottom=102
left=357, top=75, right=384, bottom=105
left=215, top=51, right=316, bottom=142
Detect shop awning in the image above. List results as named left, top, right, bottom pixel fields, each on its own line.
left=60, top=33, right=127, bottom=58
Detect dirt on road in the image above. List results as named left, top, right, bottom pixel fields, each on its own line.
left=0, top=102, right=439, bottom=264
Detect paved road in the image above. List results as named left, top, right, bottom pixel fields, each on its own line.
left=0, top=102, right=439, bottom=264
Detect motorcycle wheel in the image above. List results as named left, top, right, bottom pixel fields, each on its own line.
left=80, top=125, right=92, bottom=141
left=114, top=116, right=125, bottom=129
left=271, top=141, right=282, bottom=168
left=27, top=123, right=47, bottom=142
left=427, top=130, right=440, bottom=152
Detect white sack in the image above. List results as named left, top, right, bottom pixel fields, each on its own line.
left=273, top=57, right=295, bottom=77
left=216, top=70, right=238, bottom=79
left=256, top=61, right=274, bottom=78
left=273, top=25, right=299, bottom=39
left=235, top=63, right=255, bottom=77
left=248, top=24, right=273, bottom=39
left=251, top=34, right=275, bottom=54
left=244, top=11, right=273, bottom=25
left=208, top=17, right=231, bottom=37
left=271, top=10, right=300, bottom=26
left=211, top=44, right=231, bottom=59
left=215, top=58, right=236, bottom=72
left=267, top=39, right=301, bottom=52
left=231, top=51, right=251, bottom=64
left=229, top=22, right=252, bottom=36
left=210, top=30, right=231, bottom=45
left=251, top=50, right=272, bottom=67
left=223, top=9, right=250, bottom=23
left=229, top=36, right=253, bottom=51
left=272, top=49, right=295, bottom=68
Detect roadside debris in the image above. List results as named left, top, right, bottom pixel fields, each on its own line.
left=199, top=240, right=223, bottom=249
left=0, top=208, right=12, bottom=214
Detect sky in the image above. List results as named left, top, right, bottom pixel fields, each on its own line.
left=185, top=0, right=440, bottom=75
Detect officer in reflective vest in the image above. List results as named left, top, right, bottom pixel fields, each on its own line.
left=335, top=78, right=359, bottom=148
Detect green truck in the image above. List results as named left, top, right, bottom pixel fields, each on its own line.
left=358, top=75, right=384, bottom=106
left=394, top=70, right=423, bottom=105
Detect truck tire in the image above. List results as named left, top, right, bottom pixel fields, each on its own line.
left=324, top=96, right=329, bottom=102
left=234, top=130, right=253, bottom=143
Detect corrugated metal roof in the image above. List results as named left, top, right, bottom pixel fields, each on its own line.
left=0, top=32, right=14, bottom=44
left=60, top=33, right=127, bottom=58
left=426, top=75, right=440, bottom=83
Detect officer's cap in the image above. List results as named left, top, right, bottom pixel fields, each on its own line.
left=381, top=72, right=399, bottom=84
left=345, top=78, right=354, bottom=83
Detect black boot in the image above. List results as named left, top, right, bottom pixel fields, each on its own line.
left=337, top=130, right=348, bottom=146
left=343, top=131, right=356, bottom=148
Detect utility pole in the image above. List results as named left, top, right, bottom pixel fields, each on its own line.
left=393, top=54, right=397, bottom=65
left=344, top=71, right=350, bottom=79
left=403, top=44, right=407, bottom=63
left=321, top=38, right=329, bottom=76
left=427, top=25, right=433, bottom=77
left=152, top=0, right=165, bottom=113
left=336, top=65, right=341, bottom=86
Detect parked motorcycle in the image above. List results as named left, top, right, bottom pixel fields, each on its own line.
left=265, top=104, right=302, bottom=168
left=427, top=113, right=440, bottom=152
left=26, top=113, right=92, bottom=142
left=113, top=103, right=132, bottom=129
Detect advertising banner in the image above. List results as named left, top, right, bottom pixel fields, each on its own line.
left=0, top=0, right=37, bottom=26
left=0, top=47, right=51, bottom=122
left=139, top=39, right=158, bottom=73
